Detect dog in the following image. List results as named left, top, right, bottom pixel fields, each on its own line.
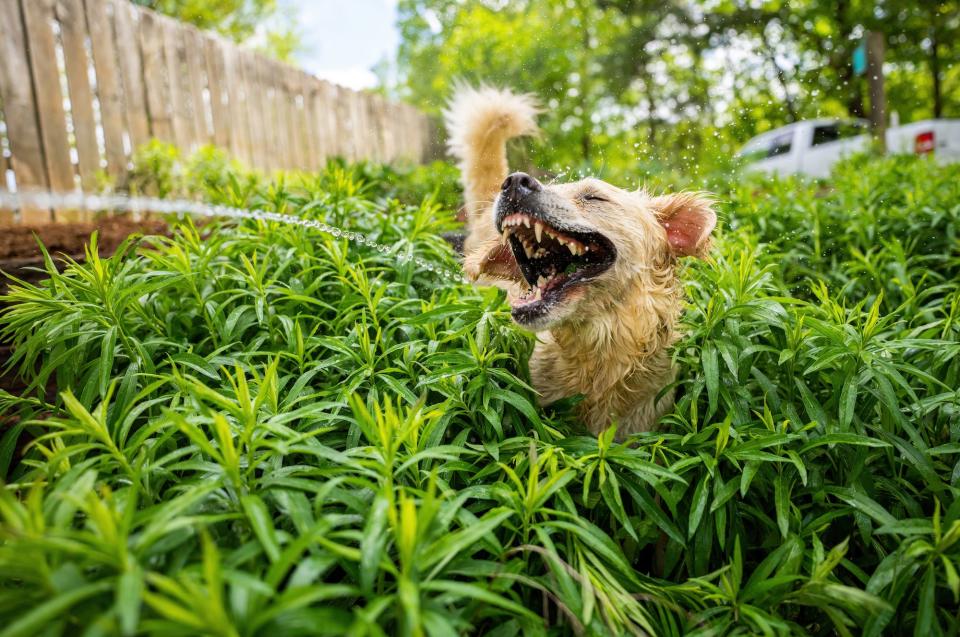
left=445, top=86, right=716, bottom=437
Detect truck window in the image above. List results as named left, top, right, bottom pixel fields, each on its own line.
left=767, top=132, right=792, bottom=157
left=812, top=125, right=840, bottom=146
left=812, top=122, right=867, bottom=147
left=738, top=130, right=793, bottom=163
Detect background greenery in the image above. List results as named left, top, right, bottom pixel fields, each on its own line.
left=1, top=152, right=958, bottom=635
left=153, top=0, right=959, bottom=181
left=392, top=0, right=959, bottom=178
left=132, top=0, right=301, bottom=62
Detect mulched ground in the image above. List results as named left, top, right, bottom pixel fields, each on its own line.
left=0, top=216, right=168, bottom=262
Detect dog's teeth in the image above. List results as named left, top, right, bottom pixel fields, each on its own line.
left=524, top=242, right=534, bottom=258
left=522, top=217, right=530, bottom=228
left=534, top=287, right=542, bottom=300
left=534, top=221, right=544, bottom=242
left=567, top=242, right=579, bottom=255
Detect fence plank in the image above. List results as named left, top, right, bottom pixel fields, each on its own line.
left=272, top=60, right=290, bottom=170
left=138, top=9, right=172, bottom=142
left=200, top=33, right=231, bottom=149
left=378, top=97, right=392, bottom=162
left=21, top=0, right=75, bottom=195
left=253, top=56, right=274, bottom=171
left=0, top=0, right=50, bottom=223
left=269, top=60, right=288, bottom=170
left=184, top=26, right=209, bottom=146
left=0, top=115, right=9, bottom=182
left=284, top=66, right=304, bottom=171
left=404, top=106, right=421, bottom=161
left=0, top=96, right=14, bottom=223
left=111, top=0, right=148, bottom=151
left=161, top=16, right=192, bottom=150
left=282, top=66, right=297, bottom=170
left=203, top=33, right=230, bottom=150
left=0, top=0, right=49, bottom=221
left=299, top=74, right=315, bottom=170
left=324, top=82, right=338, bottom=160
left=312, top=86, right=325, bottom=170
left=83, top=0, right=126, bottom=178
left=335, top=85, right=351, bottom=161
left=221, top=45, right=249, bottom=164
left=246, top=52, right=268, bottom=171
left=371, top=94, right=384, bottom=161
left=319, top=81, right=334, bottom=166
left=56, top=0, right=99, bottom=197
left=311, top=80, right=330, bottom=167
left=354, top=90, right=368, bottom=162
left=353, top=90, right=367, bottom=162
left=300, top=74, right=318, bottom=171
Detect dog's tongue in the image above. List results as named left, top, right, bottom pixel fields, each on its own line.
left=477, top=243, right=524, bottom=282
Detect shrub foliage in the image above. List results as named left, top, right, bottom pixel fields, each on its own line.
left=0, top=157, right=958, bottom=636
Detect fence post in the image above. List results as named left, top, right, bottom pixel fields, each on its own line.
left=0, top=0, right=50, bottom=222
left=84, top=0, right=128, bottom=180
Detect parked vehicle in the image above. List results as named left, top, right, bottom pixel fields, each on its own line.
left=737, top=118, right=960, bottom=177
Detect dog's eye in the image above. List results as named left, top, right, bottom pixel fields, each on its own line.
left=581, top=193, right=608, bottom=203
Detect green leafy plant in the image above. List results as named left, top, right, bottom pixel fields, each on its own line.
left=0, top=154, right=958, bottom=635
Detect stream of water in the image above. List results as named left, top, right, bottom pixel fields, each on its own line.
left=0, top=190, right=466, bottom=283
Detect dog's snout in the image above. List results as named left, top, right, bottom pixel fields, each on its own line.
left=501, top=172, right=542, bottom=200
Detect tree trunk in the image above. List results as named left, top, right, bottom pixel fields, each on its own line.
left=929, top=8, right=943, bottom=118
left=765, top=48, right=798, bottom=122
left=577, top=0, right=591, bottom=163
left=642, top=70, right=658, bottom=148
left=866, top=31, right=886, bottom=151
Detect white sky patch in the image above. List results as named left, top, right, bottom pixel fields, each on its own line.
left=312, top=67, right=380, bottom=91
left=281, top=0, right=398, bottom=89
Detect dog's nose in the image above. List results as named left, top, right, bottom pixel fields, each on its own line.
left=501, top=172, right=542, bottom=200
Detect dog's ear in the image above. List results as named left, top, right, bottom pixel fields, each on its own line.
left=650, top=193, right=716, bottom=258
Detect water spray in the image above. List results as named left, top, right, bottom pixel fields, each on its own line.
left=0, top=190, right=467, bottom=284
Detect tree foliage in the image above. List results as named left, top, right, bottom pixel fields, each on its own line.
left=394, top=0, right=960, bottom=173
left=132, top=0, right=301, bottom=62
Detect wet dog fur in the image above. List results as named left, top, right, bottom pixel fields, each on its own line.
left=445, top=86, right=716, bottom=436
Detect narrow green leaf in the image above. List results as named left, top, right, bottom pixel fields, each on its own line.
left=688, top=476, right=710, bottom=539
left=774, top=473, right=791, bottom=538
left=241, top=494, right=281, bottom=562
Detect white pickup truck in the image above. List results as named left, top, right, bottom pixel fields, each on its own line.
left=737, top=118, right=960, bottom=178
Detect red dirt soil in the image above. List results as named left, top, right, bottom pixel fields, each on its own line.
left=0, top=216, right=168, bottom=262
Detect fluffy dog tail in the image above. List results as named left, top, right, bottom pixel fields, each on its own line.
left=444, top=86, right=539, bottom=242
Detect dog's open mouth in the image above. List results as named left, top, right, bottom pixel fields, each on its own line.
left=498, top=212, right=616, bottom=322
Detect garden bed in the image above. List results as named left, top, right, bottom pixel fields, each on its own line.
left=0, top=157, right=958, bottom=636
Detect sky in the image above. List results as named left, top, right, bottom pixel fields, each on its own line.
left=279, top=0, right=400, bottom=90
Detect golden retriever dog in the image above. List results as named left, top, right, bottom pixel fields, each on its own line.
left=445, top=86, right=716, bottom=436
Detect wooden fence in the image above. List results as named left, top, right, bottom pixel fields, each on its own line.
left=0, top=0, right=437, bottom=224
